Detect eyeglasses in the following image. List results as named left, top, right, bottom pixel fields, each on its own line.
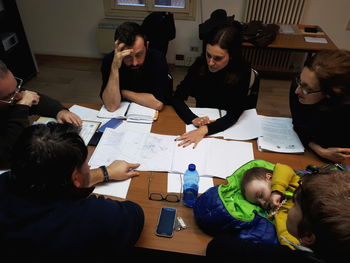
left=0, top=77, right=23, bottom=104
left=295, top=76, right=322, bottom=95
left=147, top=175, right=182, bottom=203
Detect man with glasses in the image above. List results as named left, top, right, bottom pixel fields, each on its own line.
left=0, top=60, right=82, bottom=169
left=289, top=49, right=350, bottom=163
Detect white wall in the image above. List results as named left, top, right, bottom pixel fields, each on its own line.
left=16, top=0, right=350, bottom=61
left=17, top=0, right=105, bottom=58
left=301, top=0, right=350, bottom=49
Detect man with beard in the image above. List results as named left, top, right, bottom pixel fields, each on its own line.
left=100, top=22, right=172, bottom=112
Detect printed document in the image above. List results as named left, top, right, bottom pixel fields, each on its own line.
left=257, top=116, right=304, bottom=153
left=97, top=102, right=158, bottom=123
left=88, top=129, right=254, bottom=179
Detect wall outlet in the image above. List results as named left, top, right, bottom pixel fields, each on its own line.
left=190, top=46, right=199, bottom=52
left=175, top=54, right=185, bottom=66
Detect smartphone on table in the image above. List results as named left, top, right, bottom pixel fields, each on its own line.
left=155, top=207, right=177, bottom=238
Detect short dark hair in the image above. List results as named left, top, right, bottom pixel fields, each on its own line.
left=241, top=167, right=273, bottom=197
left=114, top=21, right=146, bottom=46
left=0, top=59, right=9, bottom=79
left=10, top=123, right=87, bottom=197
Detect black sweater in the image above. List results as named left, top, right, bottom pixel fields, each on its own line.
left=172, top=56, right=251, bottom=135
left=289, top=82, right=350, bottom=148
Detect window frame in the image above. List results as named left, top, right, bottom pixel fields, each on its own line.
left=103, top=0, right=196, bottom=21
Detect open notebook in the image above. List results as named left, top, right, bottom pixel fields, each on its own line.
left=97, top=102, right=158, bottom=123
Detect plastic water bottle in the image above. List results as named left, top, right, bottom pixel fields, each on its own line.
left=183, top=163, right=199, bottom=208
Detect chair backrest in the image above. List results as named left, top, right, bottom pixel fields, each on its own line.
left=246, top=68, right=260, bottom=109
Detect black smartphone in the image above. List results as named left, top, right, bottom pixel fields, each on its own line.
left=155, top=207, right=177, bottom=238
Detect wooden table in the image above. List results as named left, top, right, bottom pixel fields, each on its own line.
left=72, top=103, right=328, bottom=256
left=243, top=25, right=337, bottom=52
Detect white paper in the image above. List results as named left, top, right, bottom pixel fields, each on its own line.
left=126, top=103, right=158, bottom=121
left=279, top=24, right=296, bottom=34
left=69, top=105, right=108, bottom=125
left=79, top=121, right=100, bottom=145
left=257, top=116, right=304, bottom=153
left=97, top=102, right=158, bottom=123
left=167, top=173, right=214, bottom=194
left=304, top=36, right=328, bottom=44
left=172, top=138, right=254, bottom=178
left=223, top=109, right=261, bottom=140
left=186, top=107, right=224, bottom=137
left=89, top=129, right=177, bottom=172
left=89, top=129, right=254, bottom=179
left=97, top=102, right=130, bottom=119
left=93, top=179, right=131, bottom=198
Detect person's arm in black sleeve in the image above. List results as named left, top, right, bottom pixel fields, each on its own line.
left=172, top=58, right=202, bottom=124
left=206, top=66, right=251, bottom=135
left=29, top=92, right=66, bottom=118
left=150, top=50, right=173, bottom=105
left=98, top=198, right=144, bottom=249
left=0, top=105, right=31, bottom=169
left=100, top=52, right=113, bottom=99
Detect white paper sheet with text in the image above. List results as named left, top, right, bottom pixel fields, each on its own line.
left=88, top=129, right=176, bottom=172
left=89, top=129, right=254, bottom=179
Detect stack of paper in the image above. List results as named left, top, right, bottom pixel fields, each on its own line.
left=257, top=116, right=304, bottom=153
left=97, top=102, right=158, bottom=123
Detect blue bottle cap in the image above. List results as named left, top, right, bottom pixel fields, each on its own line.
left=188, top=163, right=196, bottom=171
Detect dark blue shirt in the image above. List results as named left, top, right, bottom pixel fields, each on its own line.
left=0, top=172, right=144, bottom=261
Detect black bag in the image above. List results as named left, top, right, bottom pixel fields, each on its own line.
left=242, top=21, right=280, bottom=47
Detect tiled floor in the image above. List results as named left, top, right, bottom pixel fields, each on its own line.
left=25, top=55, right=292, bottom=117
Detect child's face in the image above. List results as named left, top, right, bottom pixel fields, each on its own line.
left=245, top=178, right=272, bottom=209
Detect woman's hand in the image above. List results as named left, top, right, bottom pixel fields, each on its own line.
left=309, top=142, right=350, bottom=162
left=175, top=126, right=208, bottom=148
left=192, top=116, right=215, bottom=127
left=319, top=147, right=350, bottom=163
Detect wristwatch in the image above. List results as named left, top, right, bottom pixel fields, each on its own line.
left=99, top=165, right=109, bottom=183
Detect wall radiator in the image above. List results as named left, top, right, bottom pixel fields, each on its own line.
left=243, top=0, right=307, bottom=73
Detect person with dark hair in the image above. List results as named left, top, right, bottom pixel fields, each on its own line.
left=100, top=21, right=172, bottom=112
left=289, top=49, right=350, bottom=162
left=173, top=20, right=251, bottom=148
left=0, top=60, right=82, bottom=169
left=207, top=170, right=350, bottom=262
left=0, top=123, right=144, bottom=261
